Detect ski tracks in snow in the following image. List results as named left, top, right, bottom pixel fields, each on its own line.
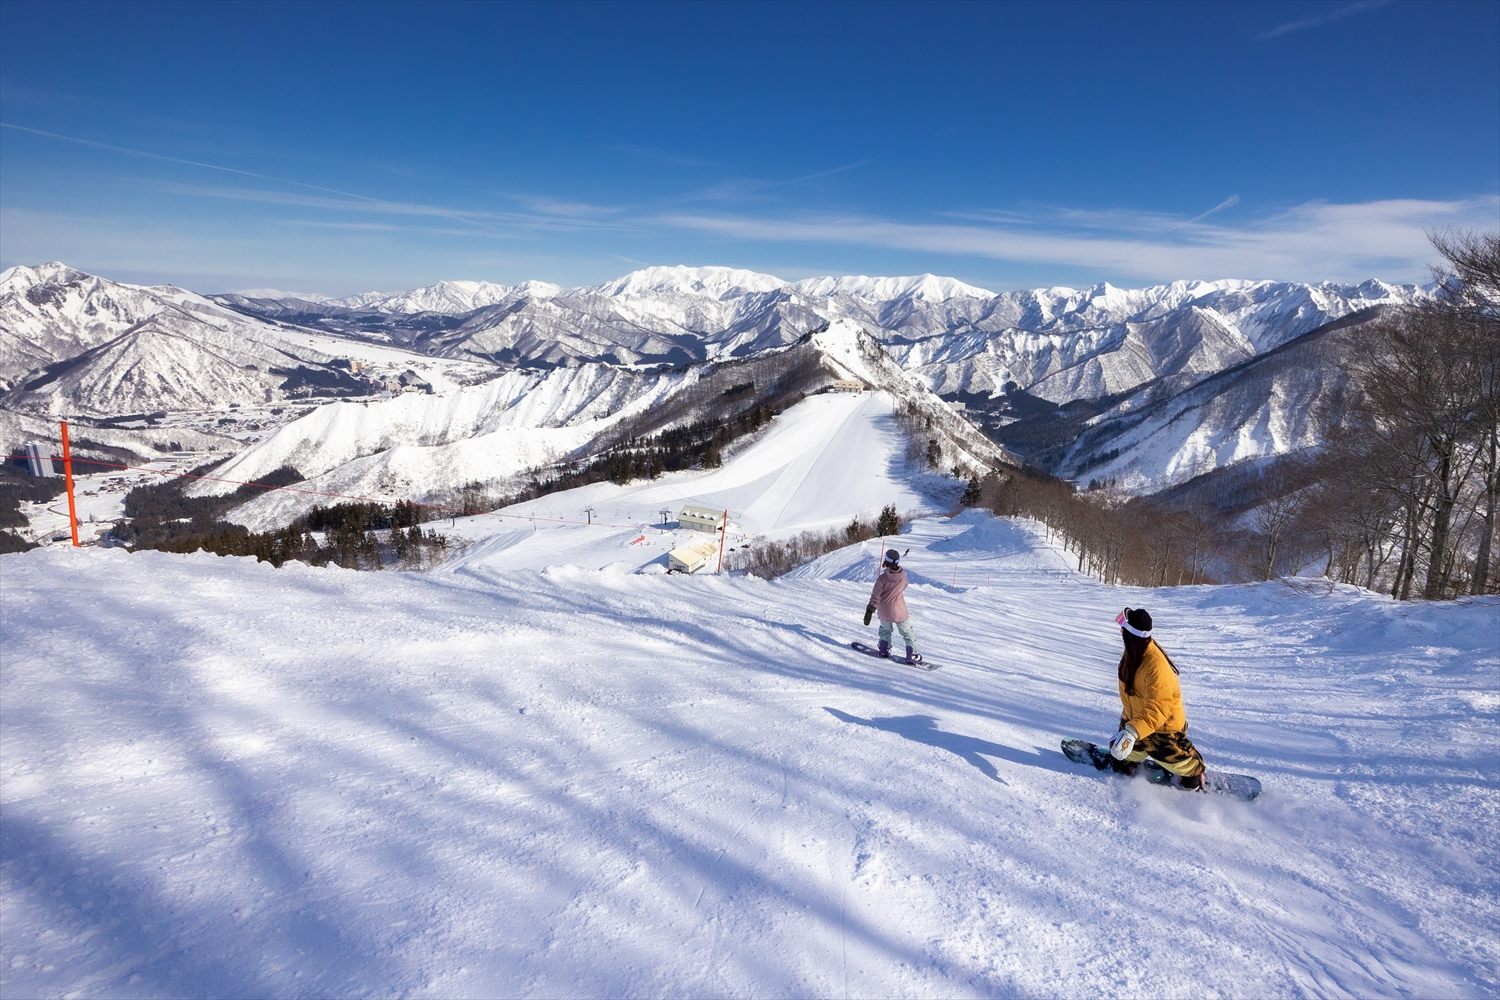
left=2, top=526, right=1497, bottom=997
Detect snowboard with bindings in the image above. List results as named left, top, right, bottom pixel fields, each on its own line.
left=1060, top=738, right=1261, bottom=801
left=851, top=641, right=937, bottom=670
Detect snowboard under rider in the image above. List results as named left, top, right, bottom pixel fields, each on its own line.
left=864, top=548, right=923, bottom=664
left=1106, top=607, right=1208, bottom=791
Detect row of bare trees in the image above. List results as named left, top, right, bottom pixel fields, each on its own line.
left=973, top=466, right=1236, bottom=587
left=1283, top=231, right=1499, bottom=599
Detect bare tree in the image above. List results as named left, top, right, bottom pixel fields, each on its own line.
left=1348, top=308, right=1488, bottom=598
left=1176, top=511, right=1217, bottom=585
left=1429, top=229, right=1500, bottom=311
left=1473, top=409, right=1500, bottom=594
left=1429, top=228, right=1500, bottom=593
left=1252, top=478, right=1310, bottom=581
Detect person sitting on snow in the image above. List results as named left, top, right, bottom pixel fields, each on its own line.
left=1106, top=607, right=1208, bottom=791
left=864, top=548, right=923, bottom=664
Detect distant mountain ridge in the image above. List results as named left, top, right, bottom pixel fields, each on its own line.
left=334, top=279, right=561, bottom=315
left=1, top=260, right=1428, bottom=494
left=194, top=317, right=1008, bottom=530
left=0, top=262, right=374, bottom=415
left=211, top=266, right=1422, bottom=410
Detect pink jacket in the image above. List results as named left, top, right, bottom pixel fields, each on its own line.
left=869, top=566, right=909, bottom=623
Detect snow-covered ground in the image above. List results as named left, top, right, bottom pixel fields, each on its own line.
left=3, top=512, right=1496, bottom=998
left=285, top=330, right=497, bottom=393
left=14, top=454, right=221, bottom=547
left=441, top=391, right=946, bottom=574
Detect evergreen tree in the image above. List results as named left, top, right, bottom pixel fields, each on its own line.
left=961, top=475, right=982, bottom=507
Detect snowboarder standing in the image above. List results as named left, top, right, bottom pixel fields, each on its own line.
left=1106, top=607, right=1207, bottom=790
left=864, top=548, right=923, bottom=664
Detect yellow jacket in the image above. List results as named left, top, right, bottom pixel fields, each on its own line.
left=1118, top=641, right=1187, bottom=740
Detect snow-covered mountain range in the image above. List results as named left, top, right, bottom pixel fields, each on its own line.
left=334, top=278, right=561, bottom=315
left=244, top=264, right=1413, bottom=366
left=216, top=266, right=1419, bottom=409
left=1, top=260, right=1426, bottom=497
left=0, top=262, right=374, bottom=415
left=209, top=264, right=1419, bottom=490
left=192, top=318, right=1010, bottom=530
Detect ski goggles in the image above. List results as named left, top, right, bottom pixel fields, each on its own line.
left=1115, top=608, right=1152, bottom=638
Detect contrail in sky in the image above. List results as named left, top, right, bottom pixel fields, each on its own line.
left=0, top=121, right=504, bottom=234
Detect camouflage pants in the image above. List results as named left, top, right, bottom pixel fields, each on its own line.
left=1120, top=717, right=1205, bottom=777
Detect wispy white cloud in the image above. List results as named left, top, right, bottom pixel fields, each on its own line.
left=4, top=122, right=634, bottom=238
left=281, top=219, right=403, bottom=233
left=152, top=181, right=497, bottom=222
left=146, top=180, right=631, bottom=235
left=1255, top=0, right=1391, bottom=40
left=1181, top=195, right=1241, bottom=227
left=608, top=143, right=719, bottom=170
left=7, top=117, right=1491, bottom=289
left=281, top=219, right=494, bottom=239
left=509, top=194, right=628, bottom=218
left=0, top=205, right=607, bottom=293
left=785, top=159, right=875, bottom=184
left=0, top=85, right=92, bottom=111
left=677, top=177, right=777, bottom=204
left=654, top=195, right=1500, bottom=283
left=2, top=121, right=388, bottom=206
left=676, top=157, right=879, bottom=205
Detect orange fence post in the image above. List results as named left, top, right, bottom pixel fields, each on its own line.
left=59, top=420, right=80, bottom=547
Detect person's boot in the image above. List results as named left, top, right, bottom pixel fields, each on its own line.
left=1109, top=759, right=1137, bottom=776
left=906, top=646, right=923, bottom=665
left=877, top=640, right=890, bottom=658
left=1179, top=771, right=1205, bottom=791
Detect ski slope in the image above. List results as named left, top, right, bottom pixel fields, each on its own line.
left=3, top=514, right=1497, bottom=998
left=441, top=391, right=946, bottom=574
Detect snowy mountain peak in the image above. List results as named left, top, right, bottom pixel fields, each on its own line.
left=1347, top=277, right=1409, bottom=301
left=233, top=287, right=335, bottom=303
left=510, top=279, right=563, bottom=300
left=0, top=261, right=91, bottom=290
left=594, top=265, right=787, bottom=300
left=793, top=273, right=994, bottom=302
left=808, top=317, right=869, bottom=361
left=808, top=318, right=927, bottom=393
left=334, top=279, right=517, bottom=315
left=808, top=318, right=1014, bottom=474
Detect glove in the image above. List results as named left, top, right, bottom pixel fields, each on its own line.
left=1108, top=725, right=1138, bottom=761
left=863, top=603, right=875, bottom=626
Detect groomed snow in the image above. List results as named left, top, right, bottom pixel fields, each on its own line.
left=3, top=513, right=1496, bottom=998
left=440, top=391, right=945, bottom=575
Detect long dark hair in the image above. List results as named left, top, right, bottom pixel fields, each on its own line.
left=1117, top=632, right=1180, bottom=696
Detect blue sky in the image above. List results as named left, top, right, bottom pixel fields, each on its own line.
left=2, top=0, right=1497, bottom=294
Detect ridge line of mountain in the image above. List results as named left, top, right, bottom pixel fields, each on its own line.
left=0, top=259, right=1424, bottom=495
